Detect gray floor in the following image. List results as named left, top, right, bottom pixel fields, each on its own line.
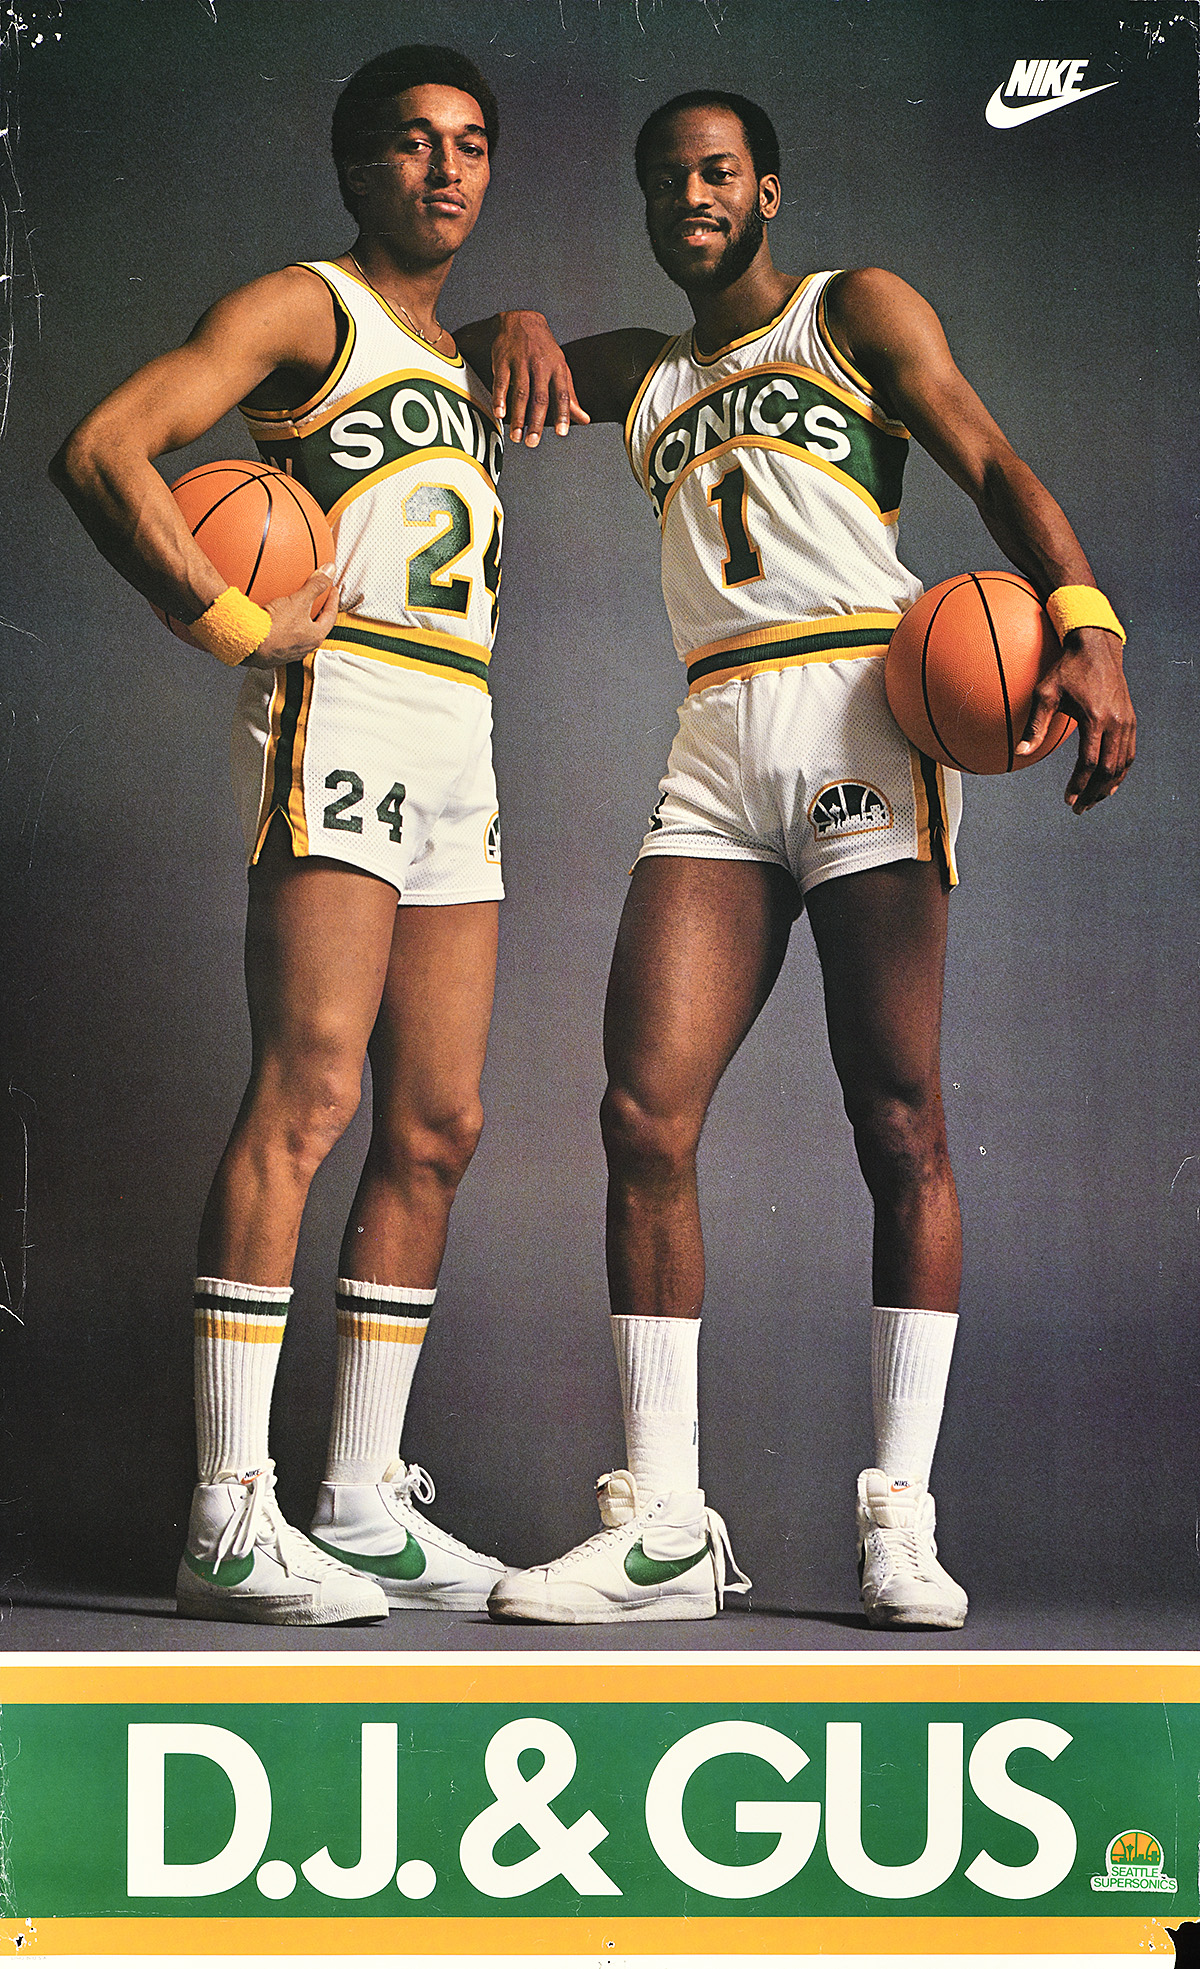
left=3, top=1594, right=1194, bottom=1653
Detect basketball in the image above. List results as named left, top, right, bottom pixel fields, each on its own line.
left=153, top=460, right=335, bottom=646
left=885, top=571, right=1075, bottom=774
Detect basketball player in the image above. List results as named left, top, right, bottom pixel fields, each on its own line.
left=486, top=91, right=1135, bottom=1627
left=51, top=46, right=580, bottom=1624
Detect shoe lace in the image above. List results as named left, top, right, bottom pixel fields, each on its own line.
left=706, top=1506, right=752, bottom=1609
left=213, top=1463, right=280, bottom=1570
left=385, top=1460, right=437, bottom=1508
left=542, top=1521, right=630, bottom=1576
left=383, top=1460, right=500, bottom=1566
left=875, top=1520, right=938, bottom=1581
left=214, top=1462, right=357, bottom=1581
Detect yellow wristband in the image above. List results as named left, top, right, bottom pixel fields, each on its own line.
left=1045, top=585, right=1126, bottom=645
left=189, top=586, right=273, bottom=666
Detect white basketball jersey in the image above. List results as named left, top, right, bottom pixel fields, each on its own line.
left=626, top=270, right=923, bottom=693
left=242, top=260, right=503, bottom=694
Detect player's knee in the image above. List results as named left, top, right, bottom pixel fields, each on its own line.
left=845, top=1084, right=949, bottom=1199
left=601, top=1082, right=700, bottom=1181
left=377, top=1097, right=485, bottom=1192
left=284, top=1064, right=364, bottom=1172
left=251, top=1034, right=365, bottom=1175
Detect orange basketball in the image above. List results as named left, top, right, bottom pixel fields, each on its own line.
left=153, top=460, right=335, bottom=646
left=885, top=571, right=1075, bottom=774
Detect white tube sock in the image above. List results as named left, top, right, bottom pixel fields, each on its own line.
left=611, top=1314, right=700, bottom=1496
left=324, top=1279, right=436, bottom=1485
left=193, top=1276, right=291, bottom=1482
left=871, top=1304, right=959, bottom=1488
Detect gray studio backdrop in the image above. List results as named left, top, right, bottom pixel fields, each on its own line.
left=1, top=0, right=1196, bottom=1629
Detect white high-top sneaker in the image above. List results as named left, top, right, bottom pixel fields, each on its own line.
left=310, top=1460, right=509, bottom=1611
left=487, top=1468, right=751, bottom=1624
left=856, top=1468, right=968, bottom=1630
left=176, top=1462, right=388, bottom=1625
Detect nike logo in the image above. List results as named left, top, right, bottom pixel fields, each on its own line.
left=985, top=80, right=1116, bottom=128
left=310, top=1531, right=426, bottom=1580
left=182, top=1550, right=255, bottom=1588
left=624, top=1540, right=708, bottom=1586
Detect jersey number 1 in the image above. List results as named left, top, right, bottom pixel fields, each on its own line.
left=708, top=464, right=763, bottom=587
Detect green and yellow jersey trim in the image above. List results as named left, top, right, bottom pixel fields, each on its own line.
left=334, top=260, right=467, bottom=368
left=690, top=272, right=821, bottom=365
left=910, top=746, right=958, bottom=886
left=660, top=430, right=903, bottom=531
left=816, top=273, right=881, bottom=398
left=243, top=364, right=499, bottom=448
left=684, top=609, right=901, bottom=692
left=249, top=650, right=318, bottom=863
left=323, top=612, right=492, bottom=689
left=622, top=333, right=679, bottom=466
left=635, top=359, right=910, bottom=529
left=236, top=267, right=358, bottom=426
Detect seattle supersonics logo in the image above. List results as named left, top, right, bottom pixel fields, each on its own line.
left=808, top=781, right=892, bottom=840
left=1090, top=1829, right=1177, bottom=1894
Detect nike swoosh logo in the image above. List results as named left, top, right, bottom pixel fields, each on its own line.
left=624, top=1541, right=708, bottom=1586
left=985, top=82, right=1117, bottom=128
left=309, top=1531, right=427, bottom=1580
left=182, top=1550, right=255, bottom=1588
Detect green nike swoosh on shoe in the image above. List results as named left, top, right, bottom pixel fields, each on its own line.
left=623, top=1540, right=708, bottom=1586
left=182, top=1549, right=255, bottom=1588
left=309, top=1530, right=427, bottom=1580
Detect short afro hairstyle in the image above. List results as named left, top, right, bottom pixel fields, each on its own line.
left=332, top=45, right=499, bottom=216
left=634, top=89, right=780, bottom=190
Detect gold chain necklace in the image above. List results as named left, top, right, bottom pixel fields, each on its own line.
left=347, top=254, right=448, bottom=350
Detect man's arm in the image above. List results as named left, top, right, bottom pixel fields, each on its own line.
left=824, top=267, right=1135, bottom=812
left=50, top=266, right=342, bottom=664
left=456, top=315, right=671, bottom=439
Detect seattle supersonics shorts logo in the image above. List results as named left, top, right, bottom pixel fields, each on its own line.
left=808, top=781, right=893, bottom=840
left=1090, top=1829, right=1177, bottom=1894
left=484, top=811, right=502, bottom=865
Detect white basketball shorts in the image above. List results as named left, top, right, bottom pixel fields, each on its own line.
left=636, top=656, right=961, bottom=896
left=230, top=647, right=504, bottom=904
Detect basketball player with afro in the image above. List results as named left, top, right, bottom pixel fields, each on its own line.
left=51, top=46, right=579, bottom=1624
left=484, top=90, right=1135, bottom=1628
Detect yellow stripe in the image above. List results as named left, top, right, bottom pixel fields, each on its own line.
left=287, top=655, right=316, bottom=853
left=908, top=751, right=959, bottom=889
left=622, top=332, right=680, bottom=463
left=335, top=262, right=467, bottom=368
left=937, top=759, right=959, bottom=886
left=690, top=269, right=820, bottom=364
left=816, top=271, right=880, bottom=397
left=658, top=430, right=903, bottom=530
left=249, top=365, right=492, bottom=447
left=336, top=1311, right=429, bottom=1344
left=330, top=611, right=492, bottom=666
left=910, top=745, right=932, bottom=861
left=192, top=1315, right=286, bottom=1344
left=6, top=1659, right=1196, bottom=1703
left=4, top=1914, right=1182, bottom=1953
left=686, top=610, right=901, bottom=669
left=690, top=643, right=891, bottom=693
left=236, top=266, right=358, bottom=428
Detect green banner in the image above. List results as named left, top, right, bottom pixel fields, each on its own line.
left=1, top=1700, right=1190, bottom=1921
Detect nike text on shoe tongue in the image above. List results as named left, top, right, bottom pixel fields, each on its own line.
left=855, top=1467, right=967, bottom=1631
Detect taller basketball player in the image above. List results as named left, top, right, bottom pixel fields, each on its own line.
left=487, top=90, right=1134, bottom=1629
